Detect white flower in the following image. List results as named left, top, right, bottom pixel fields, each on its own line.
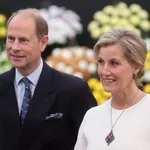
left=144, top=71, right=150, bottom=82
left=39, top=5, right=83, bottom=45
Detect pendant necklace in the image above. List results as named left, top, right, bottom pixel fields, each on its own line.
left=105, top=107, right=125, bottom=145
left=105, top=89, right=139, bottom=146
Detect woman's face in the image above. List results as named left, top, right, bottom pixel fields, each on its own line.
left=97, top=44, right=137, bottom=93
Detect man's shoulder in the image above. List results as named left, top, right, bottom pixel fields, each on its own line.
left=0, top=68, right=14, bottom=88
left=51, top=67, right=86, bottom=84
left=44, top=61, right=84, bottom=82
left=0, top=69, right=12, bottom=79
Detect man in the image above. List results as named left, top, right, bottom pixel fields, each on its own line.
left=0, top=8, right=97, bottom=150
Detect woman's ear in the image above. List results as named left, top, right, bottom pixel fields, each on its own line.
left=134, top=66, right=140, bottom=75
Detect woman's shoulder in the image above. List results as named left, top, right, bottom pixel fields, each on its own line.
left=85, top=99, right=111, bottom=116
left=142, top=94, right=150, bottom=102
left=145, top=93, right=150, bottom=98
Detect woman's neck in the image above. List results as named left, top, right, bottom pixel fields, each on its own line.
left=111, top=88, right=141, bottom=110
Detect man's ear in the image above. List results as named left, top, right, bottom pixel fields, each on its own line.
left=40, top=35, right=49, bottom=52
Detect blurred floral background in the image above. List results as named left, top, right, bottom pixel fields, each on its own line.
left=39, top=5, right=83, bottom=45
left=88, top=2, right=150, bottom=39
left=0, top=13, right=11, bottom=74
left=0, top=1, right=150, bottom=104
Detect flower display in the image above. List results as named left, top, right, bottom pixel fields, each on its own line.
left=39, top=5, right=83, bottom=45
left=46, top=46, right=97, bottom=80
left=45, top=45, right=150, bottom=105
left=144, top=39, right=150, bottom=83
left=88, top=2, right=150, bottom=39
left=0, top=13, right=7, bottom=55
left=0, top=13, right=7, bottom=38
left=143, top=83, right=150, bottom=93
left=0, top=50, right=11, bottom=74
left=87, top=78, right=111, bottom=104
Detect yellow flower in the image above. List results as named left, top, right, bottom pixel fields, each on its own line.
left=91, top=28, right=102, bottom=39
left=87, top=21, right=99, bottom=31
left=116, top=2, right=128, bottom=9
left=132, top=28, right=141, bottom=36
left=103, top=5, right=115, bottom=14
left=0, top=14, right=6, bottom=24
left=139, top=20, right=150, bottom=32
left=88, top=2, right=150, bottom=40
left=111, top=9, right=120, bottom=16
left=124, top=24, right=134, bottom=30
left=145, top=52, right=150, bottom=70
left=138, top=10, right=149, bottom=19
left=88, top=78, right=111, bottom=105
left=143, top=84, right=150, bottom=94
left=146, top=52, right=150, bottom=60
left=145, top=63, right=150, bottom=70
left=119, top=8, right=131, bottom=18
left=95, top=82, right=104, bottom=92
left=101, top=25, right=112, bottom=34
left=0, top=27, right=7, bottom=38
left=129, top=4, right=142, bottom=13
left=129, top=15, right=141, bottom=26
left=109, top=16, right=119, bottom=25
left=119, top=18, right=129, bottom=27
left=103, top=91, right=111, bottom=99
left=93, top=91, right=109, bottom=105
left=88, top=78, right=99, bottom=86
left=94, top=11, right=109, bottom=24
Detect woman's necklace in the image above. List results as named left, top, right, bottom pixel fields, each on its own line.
left=105, top=89, right=139, bottom=146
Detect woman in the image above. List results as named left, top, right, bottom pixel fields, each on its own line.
left=74, top=28, right=150, bottom=150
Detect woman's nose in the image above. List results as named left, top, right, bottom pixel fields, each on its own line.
left=101, top=65, right=111, bottom=75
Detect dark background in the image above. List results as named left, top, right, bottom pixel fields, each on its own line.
left=0, top=0, right=150, bottom=49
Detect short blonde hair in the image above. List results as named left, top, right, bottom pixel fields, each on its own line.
left=94, top=28, right=147, bottom=88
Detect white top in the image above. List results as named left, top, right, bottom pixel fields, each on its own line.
left=14, top=58, right=43, bottom=113
left=74, top=94, right=150, bottom=150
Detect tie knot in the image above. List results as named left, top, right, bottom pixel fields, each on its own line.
left=22, top=78, right=30, bottom=86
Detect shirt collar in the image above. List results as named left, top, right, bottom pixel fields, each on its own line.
left=15, top=58, right=43, bottom=86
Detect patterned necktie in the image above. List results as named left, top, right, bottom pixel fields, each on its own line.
left=20, top=77, right=31, bottom=124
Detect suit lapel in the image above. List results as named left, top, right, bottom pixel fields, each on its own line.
left=0, top=68, right=21, bottom=149
left=18, top=62, right=57, bottom=150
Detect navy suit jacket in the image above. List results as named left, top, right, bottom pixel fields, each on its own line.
left=0, top=61, right=97, bottom=150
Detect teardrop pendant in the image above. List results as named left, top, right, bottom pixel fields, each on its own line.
left=105, top=130, right=115, bottom=145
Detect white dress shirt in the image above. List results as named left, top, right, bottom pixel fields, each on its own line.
left=14, top=58, right=43, bottom=114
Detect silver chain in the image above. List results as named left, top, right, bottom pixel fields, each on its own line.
left=110, top=89, right=139, bottom=130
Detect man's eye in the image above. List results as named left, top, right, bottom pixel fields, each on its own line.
left=7, top=36, right=14, bottom=41
left=20, top=39, right=27, bottom=42
left=111, top=61, right=119, bottom=66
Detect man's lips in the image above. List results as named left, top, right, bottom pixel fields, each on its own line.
left=10, top=54, right=25, bottom=58
left=10, top=54, right=26, bottom=60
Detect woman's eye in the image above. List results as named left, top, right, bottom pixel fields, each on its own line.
left=98, top=59, right=103, bottom=64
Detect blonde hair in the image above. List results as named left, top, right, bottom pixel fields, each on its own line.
left=94, top=28, right=147, bottom=88
left=7, top=8, right=48, bottom=40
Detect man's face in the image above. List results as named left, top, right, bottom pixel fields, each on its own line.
left=6, top=13, right=47, bottom=76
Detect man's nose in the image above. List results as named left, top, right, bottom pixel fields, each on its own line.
left=12, top=40, right=20, bottom=50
